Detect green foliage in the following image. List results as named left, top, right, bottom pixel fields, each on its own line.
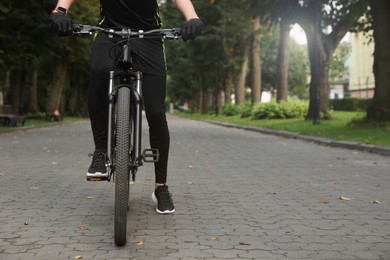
left=25, top=112, right=46, bottom=119
left=252, top=100, right=308, bottom=119
left=222, top=103, right=240, bottom=116
left=0, top=0, right=99, bottom=114
left=222, top=101, right=254, bottom=117
left=288, top=41, right=309, bottom=99
left=161, top=0, right=310, bottom=109
left=240, top=101, right=253, bottom=118
left=331, top=98, right=371, bottom=111
left=330, top=42, right=351, bottom=84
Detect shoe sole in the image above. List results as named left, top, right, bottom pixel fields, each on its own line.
left=86, top=172, right=109, bottom=178
left=152, top=192, right=175, bottom=214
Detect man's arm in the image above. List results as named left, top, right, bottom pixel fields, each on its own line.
left=50, top=0, right=75, bottom=35
left=52, top=0, right=75, bottom=14
left=172, top=0, right=202, bottom=41
left=172, top=0, right=199, bottom=20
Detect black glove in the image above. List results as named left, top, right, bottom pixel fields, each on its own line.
left=50, top=12, right=74, bottom=36
left=181, top=18, right=203, bottom=41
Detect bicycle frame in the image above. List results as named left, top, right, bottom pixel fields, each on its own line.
left=106, top=51, right=145, bottom=180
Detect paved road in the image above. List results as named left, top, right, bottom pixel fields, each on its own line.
left=0, top=116, right=389, bottom=260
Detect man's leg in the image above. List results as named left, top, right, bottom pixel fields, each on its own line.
left=86, top=33, right=117, bottom=177
left=142, top=74, right=175, bottom=214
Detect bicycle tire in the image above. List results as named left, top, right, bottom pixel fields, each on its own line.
left=114, top=86, right=131, bottom=246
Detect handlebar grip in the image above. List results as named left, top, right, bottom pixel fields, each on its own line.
left=164, top=28, right=182, bottom=39
left=72, top=24, right=83, bottom=32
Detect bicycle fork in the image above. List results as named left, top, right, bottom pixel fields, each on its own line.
left=106, top=71, right=159, bottom=182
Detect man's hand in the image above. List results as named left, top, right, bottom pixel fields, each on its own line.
left=181, top=18, right=203, bottom=41
left=50, top=12, right=74, bottom=36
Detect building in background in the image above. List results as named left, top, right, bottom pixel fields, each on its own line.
left=348, top=32, right=375, bottom=99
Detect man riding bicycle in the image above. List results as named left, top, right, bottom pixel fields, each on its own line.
left=50, top=0, right=202, bottom=214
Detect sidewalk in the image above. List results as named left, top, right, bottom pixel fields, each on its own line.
left=0, top=116, right=389, bottom=259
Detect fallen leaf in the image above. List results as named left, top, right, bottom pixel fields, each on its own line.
left=24, top=222, right=29, bottom=225
left=51, top=162, right=57, bottom=165
left=79, top=224, right=88, bottom=230
left=187, top=182, right=193, bottom=185
left=74, top=256, right=83, bottom=260
left=30, top=186, right=39, bottom=190
left=211, top=237, right=219, bottom=241
left=239, top=241, right=251, bottom=245
left=371, top=200, right=380, bottom=204
left=339, top=196, right=351, bottom=201
left=188, top=165, right=193, bottom=169
left=86, top=196, right=94, bottom=199
left=136, top=241, right=144, bottom=246
left=319, top=200, right=329, bottom=204
left=0, top=173, right=4, bottom=176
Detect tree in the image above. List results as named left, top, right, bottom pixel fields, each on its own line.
left=0, top=0, right=99, bottom=116
left=284, top=0, right=369, bottom=119
left=367, top=0, right=390, bottom=121
left=0, top=0, right=56, bottom=114
left=160, top=0, right=310, bottom=113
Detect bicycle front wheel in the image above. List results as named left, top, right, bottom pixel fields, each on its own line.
left=114, top=86, right=131, bottom=246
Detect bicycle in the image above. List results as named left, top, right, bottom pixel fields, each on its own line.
left=73, top=24, right=181, bottom=246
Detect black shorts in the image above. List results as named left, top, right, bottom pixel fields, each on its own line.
left=92, top=32, right=166, bottom=76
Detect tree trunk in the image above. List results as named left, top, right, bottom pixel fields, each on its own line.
left=367, top=0, right=390, bottom=121
left=29, top=68, right=39, bottom=113
left=197, top=87, right=203, bottom=113
left=276, top=18, right=290, bottom=102
left=188, top=91, right=198, bottom=112
left=301, top=15, right=335, bottom=120
left=224, top=72, right=233, bottom=104
left=201, top=85, right=208, bottom=114
left=10, top=69, right=22, bottom=115
left=251, top=15, right=262, bottom=104
left=48, top=59, right=69, bottom=114
left=235, top=44, right=249, bottom=105
left=305, top=32, right=332, bottom=120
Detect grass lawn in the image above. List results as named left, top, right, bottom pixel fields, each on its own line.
left=177, top=111, right=390, bottom=147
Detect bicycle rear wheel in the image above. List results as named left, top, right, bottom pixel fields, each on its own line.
left=114, top=86, right=131, bottom=246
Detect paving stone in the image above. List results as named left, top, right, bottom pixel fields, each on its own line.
left=0, top=117, right=389, bottom=259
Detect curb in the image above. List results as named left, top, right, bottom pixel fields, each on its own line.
left=203, top=120, right=390, bottom=157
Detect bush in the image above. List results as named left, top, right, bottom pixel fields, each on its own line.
left=251, top=100, right=308, bottom=119
left=240, top=101, right=252, bottom=118
left=330, top=98, right=371, bottom=111
left=25, top=112, right=46, bottom=119
left=222, top=103, right=240, bottom=116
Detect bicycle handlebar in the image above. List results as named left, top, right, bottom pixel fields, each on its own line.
left=73, top=24, right=182, bottom=40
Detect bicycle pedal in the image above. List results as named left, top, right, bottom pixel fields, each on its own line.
left=87, top=176, right=110, bottom=181
left=142, top=149, right=159, bottom=163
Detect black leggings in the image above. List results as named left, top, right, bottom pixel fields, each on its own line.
left=88, top=33, right=169, bottom=183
